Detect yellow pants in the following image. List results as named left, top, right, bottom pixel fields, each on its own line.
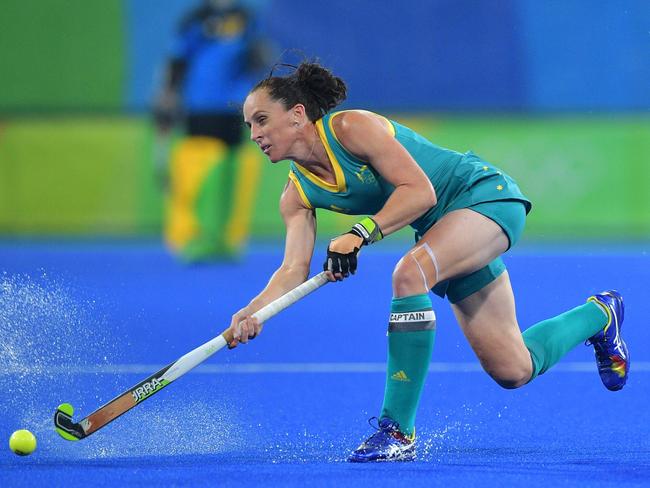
left=165, top=136, right=261, bottom=262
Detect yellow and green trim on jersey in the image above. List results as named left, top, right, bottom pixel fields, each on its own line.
left=287, top=110, right=532, bottom=238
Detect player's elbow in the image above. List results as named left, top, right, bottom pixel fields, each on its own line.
left=418, top=182, right=437, bottom=211
left=279, top=263, right=311, bottom=283
left=426, top=184, right=437, bottom=208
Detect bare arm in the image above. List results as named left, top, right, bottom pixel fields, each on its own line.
left=333, top=111, right=436, bottom=236
left=228, top=179, right=316, bottom=344
left=247, top=179, right=316, bottom=310
left=153, top=59, right=186, bottom=133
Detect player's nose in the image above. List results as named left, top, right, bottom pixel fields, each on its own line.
left=250, top=125, right=262, bottom=142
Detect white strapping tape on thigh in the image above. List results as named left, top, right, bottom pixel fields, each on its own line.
left=409, top=253, right=430, bottom=290
left=409, top=242, right=439, bottom=290
left=421, top=243, right=439, bottom=283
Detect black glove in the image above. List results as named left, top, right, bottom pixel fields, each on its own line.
left=323, top=246, right=360, bottom=277
left=323, top=217, right=383, bottom=277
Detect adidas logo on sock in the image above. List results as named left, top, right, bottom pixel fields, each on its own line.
left=391, top=370, right=411, bottom=382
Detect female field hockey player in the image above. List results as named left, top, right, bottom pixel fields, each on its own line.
left=228, top=61, right=629, bottom=462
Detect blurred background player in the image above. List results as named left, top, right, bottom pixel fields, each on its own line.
left=153, top=0, right=272, bottom=262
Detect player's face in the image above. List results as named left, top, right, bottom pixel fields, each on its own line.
left=243, top=89, right=301, bottom=163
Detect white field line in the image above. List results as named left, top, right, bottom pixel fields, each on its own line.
left=2, top=362, right=649, bottom=375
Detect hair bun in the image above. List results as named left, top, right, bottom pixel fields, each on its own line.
left=293, top=62, right=347, bottom=117
left=251, top=61, right=347, bottom=121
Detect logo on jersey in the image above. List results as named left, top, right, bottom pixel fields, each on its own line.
left=330, top=204, right=351, bottom=214
left=355, top=165, right=376, bottom=184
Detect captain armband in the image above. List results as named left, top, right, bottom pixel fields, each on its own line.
left=348, top=217, right=383, bottom=245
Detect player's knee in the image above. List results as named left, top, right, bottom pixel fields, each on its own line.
left=487, top=365, right=531, bottom=390
left=392, top=257, right=430, bottom=296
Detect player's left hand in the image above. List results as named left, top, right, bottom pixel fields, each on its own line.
left=323, top=233, right=364, bottom=281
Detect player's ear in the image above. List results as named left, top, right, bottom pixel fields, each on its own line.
left=291, top=104, right=307, bottom=127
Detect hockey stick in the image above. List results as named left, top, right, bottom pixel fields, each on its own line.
left=54, top=272, right=329, bottom=441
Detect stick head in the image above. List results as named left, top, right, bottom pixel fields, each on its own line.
left=54, top=403, right=86, bottom=441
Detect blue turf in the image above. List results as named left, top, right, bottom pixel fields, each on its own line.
left=1, top=241, right=649, bottom=487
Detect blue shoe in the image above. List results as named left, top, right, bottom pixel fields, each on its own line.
left=586, top=290, right=629, bottom=391
left=348, top=417, right=415, bottom=463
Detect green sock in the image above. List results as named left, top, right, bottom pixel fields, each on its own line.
left=380, top=294, right=436, bottom=435
left=523, top=301, right=607, bottom=380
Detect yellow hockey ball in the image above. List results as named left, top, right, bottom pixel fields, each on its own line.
left=9, top=429, right=37, bottom=456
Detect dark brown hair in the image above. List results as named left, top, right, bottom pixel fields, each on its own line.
left=252, top=61, right=347, bottom=122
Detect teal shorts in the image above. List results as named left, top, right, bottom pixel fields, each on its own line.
left=429, top=199, right=528, bottom=303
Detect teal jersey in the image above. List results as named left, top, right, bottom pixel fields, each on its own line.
left=288, top=111, right=531, bottom=236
